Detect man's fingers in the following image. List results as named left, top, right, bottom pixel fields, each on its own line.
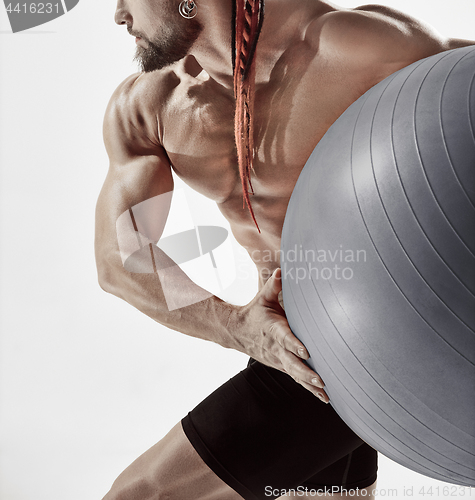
left=299, top=380, right=329, bottom=403
left=275, top=321, right=309, bottom=360
left=281, top=350, right=325, bottom=389
left=273, top=268, right=282, bottom=289
left=262, top=268, right=282, bottom=303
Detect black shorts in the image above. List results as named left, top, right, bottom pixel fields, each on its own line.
left=182, top=358, right=377, bottom=500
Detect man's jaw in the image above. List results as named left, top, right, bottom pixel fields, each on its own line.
left=127, top=17, right=204, bottom=74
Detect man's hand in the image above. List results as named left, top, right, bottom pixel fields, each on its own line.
left=227, top=268, right=329, bottom=403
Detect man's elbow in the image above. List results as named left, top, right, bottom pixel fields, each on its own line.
left=96, top=260, right=114, bottom=294
left=96, top=253, right=121, bottom=296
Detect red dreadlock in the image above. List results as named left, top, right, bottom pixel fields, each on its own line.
left=233, top=0, right=265, bottom=232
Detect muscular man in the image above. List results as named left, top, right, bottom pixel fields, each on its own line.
left=95, top=1, right=474, bottom=498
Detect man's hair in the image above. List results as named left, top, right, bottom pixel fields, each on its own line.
left=232, top=0, right=265, bottom=232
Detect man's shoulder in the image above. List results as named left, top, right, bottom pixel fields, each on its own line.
left=305, top=4, right=447, bottom=85
left=107, top=69, right=179, bottom=121
left=104, top=68, right=182, bottom=150
left=311, top=5, right=442, bottom=43
left=309, top=5, right=445, bottom=59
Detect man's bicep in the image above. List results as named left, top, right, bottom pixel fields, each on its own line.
left=99, top=76, right=174, bottom=238
left=95, top=153, right=174, bottom=282
left=97, top=154, right=174, bottom=241
left=96, top=81, right=174, bottom=272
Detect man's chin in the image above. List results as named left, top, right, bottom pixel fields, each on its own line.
left=134, top=47, right=176, bottom=73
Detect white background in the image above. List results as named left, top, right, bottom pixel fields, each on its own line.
left=0, top=1, right=474, bottom=499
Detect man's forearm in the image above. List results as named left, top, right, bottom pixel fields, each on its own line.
left=97, top=246, right=239, bottom=349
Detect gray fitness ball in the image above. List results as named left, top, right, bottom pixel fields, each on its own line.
left=281, top=46, right=475, bottom=486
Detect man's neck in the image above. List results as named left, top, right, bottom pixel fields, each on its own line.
left=188, top=0, right=336, bottom=89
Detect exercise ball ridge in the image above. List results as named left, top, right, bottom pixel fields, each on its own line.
left=281, top=46, right=475, bottom=486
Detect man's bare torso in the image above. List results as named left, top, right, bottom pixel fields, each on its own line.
left=119, top=4, right=446, bottom=286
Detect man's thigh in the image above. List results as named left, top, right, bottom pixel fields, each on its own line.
left=102, top=421, right=242, bottom=500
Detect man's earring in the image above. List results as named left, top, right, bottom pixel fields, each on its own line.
left=179, top=1, right=197, bottom=19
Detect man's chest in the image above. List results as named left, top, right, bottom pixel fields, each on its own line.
left=158, top=58, right=368, bottom=203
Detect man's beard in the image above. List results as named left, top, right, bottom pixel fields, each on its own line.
left=133, top=19, right=203, bottom=73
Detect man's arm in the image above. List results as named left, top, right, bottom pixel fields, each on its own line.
left=95, top=74, right=328, bottom=400
left=95, top=73, right=238, bottom=346
left=316, top=5, right=475, bottom=91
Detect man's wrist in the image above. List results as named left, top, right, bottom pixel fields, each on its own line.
left=218, top=301, right=245, bottom=351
